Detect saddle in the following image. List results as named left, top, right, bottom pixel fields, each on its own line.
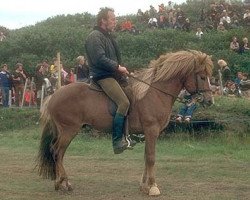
left=88, top=79, right=132, bottom=116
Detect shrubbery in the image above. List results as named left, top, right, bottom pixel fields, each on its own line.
left=0, top=6, right=249, bottom=77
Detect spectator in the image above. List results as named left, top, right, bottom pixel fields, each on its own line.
left=121, top=18, right=133, bottom=32
left=0, top=32, right=6, bottom=42
left=243, top=9, right=250, bottom=25
left=175, top=89, right=198, bottom=123
left=64, top=68, right=75, bottom=85
left=218, top=59, right=231, bottom=85
left=217, top=21, right=227, bottom=32
left=223, top=80, right=241, bottom=97
left=234, top=71, right=243, bottom=85
left=182, top=18, right=191, bottom=32
left=149, top=5, right=157, bottom=18
left=239, top=37, right=250, bottom=54
left=0, top=64, right=12, bottom=107
left=12, top=63, right=27, bottom=107
left=196, top=27, right=203, bottom=39
left=220, top=10, right=231, bottom=28
left=148, top=17, right=158, bottom=28
left=136, top=9, right=144, bottom=23
left=35, top=64, right=52, bottom=107
left=75, top=55, right=89, bottom=83
left=229, top=36, right=239, bottom=52
left=239, top=73, right=250, bottom=93
left=166, top=1, right=174, bottom=12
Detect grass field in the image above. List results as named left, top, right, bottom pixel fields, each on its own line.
left=0, top=127, right=249, bottom=200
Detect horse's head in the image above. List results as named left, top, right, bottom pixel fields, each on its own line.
left=183, top=53, right=214, bottom=107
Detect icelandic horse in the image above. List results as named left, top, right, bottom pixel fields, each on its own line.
left=37, top=50, right=213, bottom=196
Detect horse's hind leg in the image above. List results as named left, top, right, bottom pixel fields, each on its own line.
left=53, top=126, right=78, bottom=191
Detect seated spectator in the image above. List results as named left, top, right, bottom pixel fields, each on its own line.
left=175, top=89, right=198, bottom=123
left=234, top=71, right=243, bottom=86
left=148, top=17, right=158, bottom=29
left=239, top=37, right=250, bottom=54
left=196, top=27, right=203, bottom=39
left=239, top=73, right=250, bottom=91
left=223, top=81, right=241, bottom=97
left=229, top=36, right=239, bottom=52
left=217, top=22, right=227, bottom=32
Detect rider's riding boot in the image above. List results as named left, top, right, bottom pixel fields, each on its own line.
left=112, top=113, right=129, bottom=154
left=123, top=116, right=136, bottom=148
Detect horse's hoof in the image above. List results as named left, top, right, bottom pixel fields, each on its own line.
left=55, top=181, right=73, bottom=192
left=149, top=185, right=161, bottom=196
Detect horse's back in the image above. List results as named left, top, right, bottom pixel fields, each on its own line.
left=47, top=82, right=113, bottom=130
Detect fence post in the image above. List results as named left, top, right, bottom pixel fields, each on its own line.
left=57, top=52, right=61, bottom=89
left=21, top=78, right=28, bottom=108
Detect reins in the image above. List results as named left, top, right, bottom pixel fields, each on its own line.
left=127, top=73, right=183, bottom=102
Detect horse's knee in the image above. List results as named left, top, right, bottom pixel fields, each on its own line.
left=146, top=155, right=155, bottom=166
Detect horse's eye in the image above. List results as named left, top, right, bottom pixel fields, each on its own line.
left=200, top=76, right=206, bottom=80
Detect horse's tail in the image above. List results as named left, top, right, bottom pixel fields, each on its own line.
left=37, top=95, right=57, bottom=180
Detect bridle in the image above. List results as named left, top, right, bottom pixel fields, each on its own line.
left=128, top=72, right=210, bottom=103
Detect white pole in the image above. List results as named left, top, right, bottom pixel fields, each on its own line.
left=8, top=90, right=12, bottom=106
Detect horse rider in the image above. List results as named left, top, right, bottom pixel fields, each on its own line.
left=85, top=7, right=135, bottom=154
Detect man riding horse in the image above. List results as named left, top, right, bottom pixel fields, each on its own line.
left=85, top=7, right=135, bottom=154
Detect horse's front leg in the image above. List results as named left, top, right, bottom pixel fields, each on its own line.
left=140, top=126, right=161, bottom=196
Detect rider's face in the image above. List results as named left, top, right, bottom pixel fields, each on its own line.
left=103, top=11, right=116, bottom=32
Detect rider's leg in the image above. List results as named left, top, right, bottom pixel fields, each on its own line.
left=97, top=78, right=131, bottom=154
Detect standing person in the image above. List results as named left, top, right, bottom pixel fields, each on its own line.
left=218, top=59, right=231, bottom=85
left=12, top=63, right=27, bottom=107
left=75, top=56, right=89, bottom=83
left=0, top=64, right=12, bottom=107
left=85, top=7, right=135, bottom=154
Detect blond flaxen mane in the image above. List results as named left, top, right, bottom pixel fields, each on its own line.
left=131, top=50, right=213, bottom=101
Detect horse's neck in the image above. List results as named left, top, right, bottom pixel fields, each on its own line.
left=154, top=78, right=183, bottom=99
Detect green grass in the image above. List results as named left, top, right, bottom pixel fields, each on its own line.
left=0, top=127, right=249, bottom=200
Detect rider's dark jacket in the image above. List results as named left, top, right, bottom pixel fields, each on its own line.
left=85, top=26, right=121, bottom=82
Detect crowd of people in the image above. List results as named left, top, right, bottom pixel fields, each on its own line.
left=0, top=56, right=90, bottom=108
left=116, top=1, right=250, bottom=35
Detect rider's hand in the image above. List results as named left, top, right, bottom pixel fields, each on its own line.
left=118, top=65, right=129, bottom=75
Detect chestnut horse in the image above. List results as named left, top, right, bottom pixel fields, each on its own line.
left=37, top=50, right=213, bottom=196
